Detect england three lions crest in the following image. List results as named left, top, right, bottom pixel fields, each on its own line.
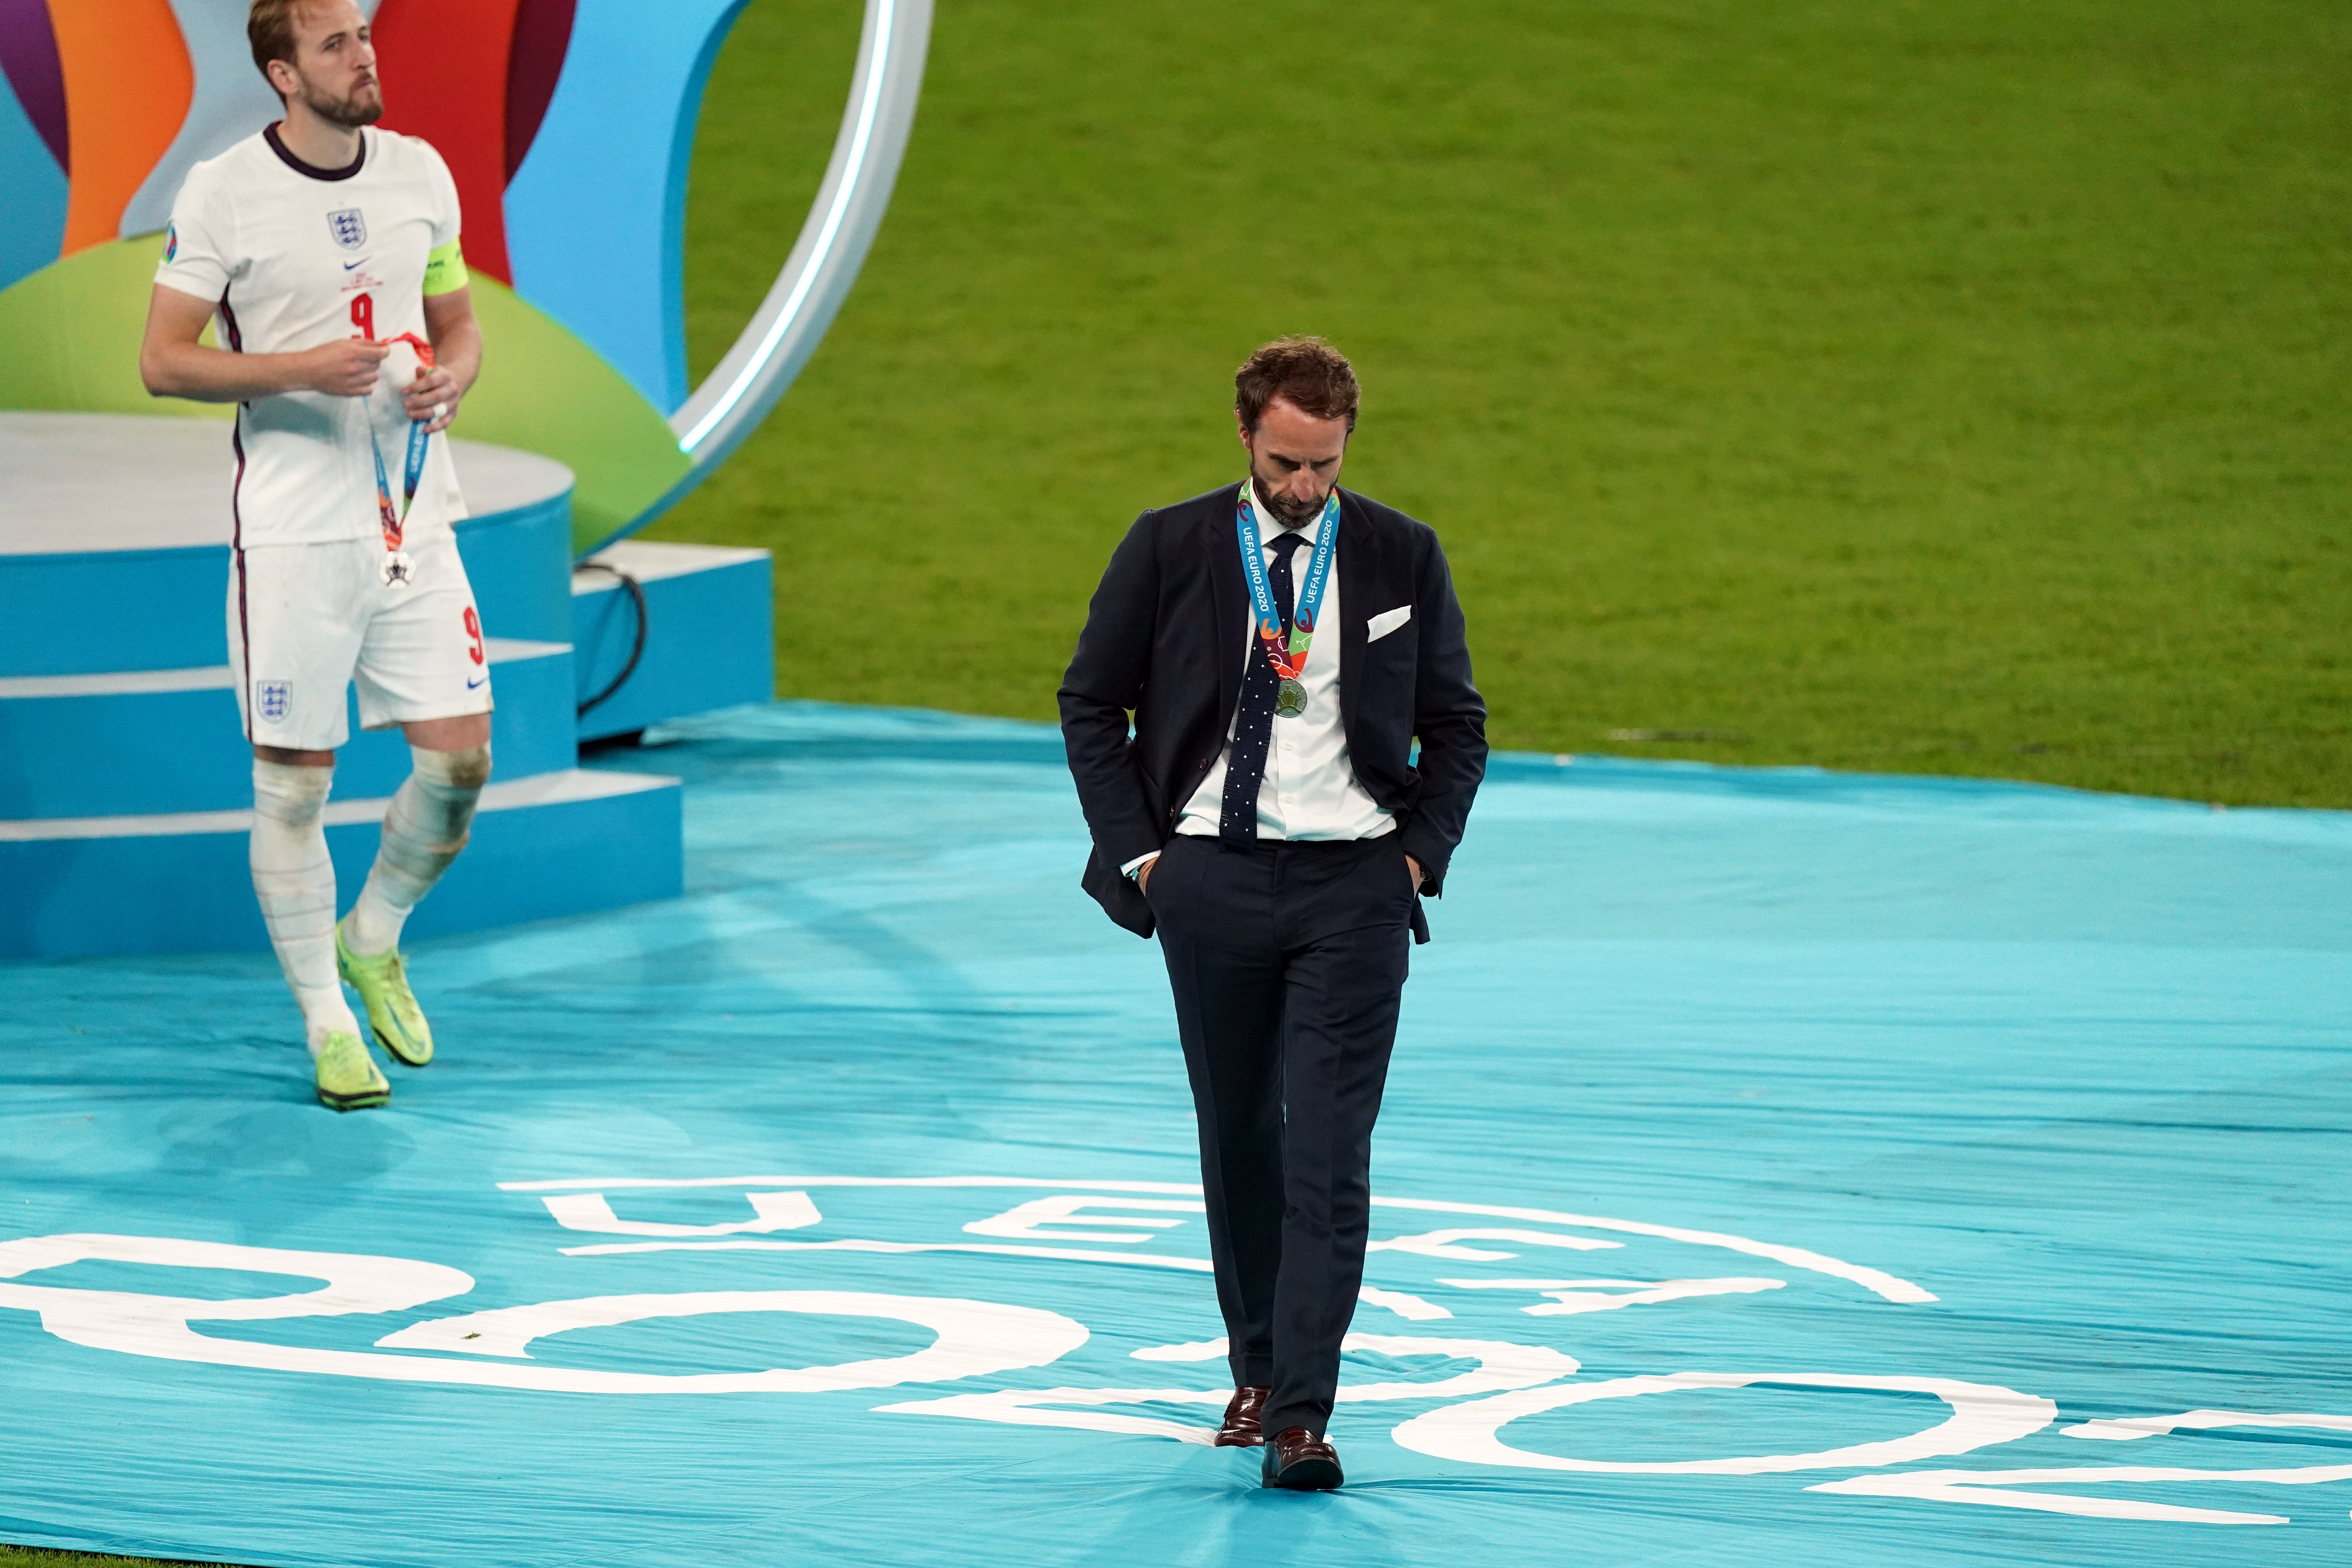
left=327, top=209, right=368, bottom=250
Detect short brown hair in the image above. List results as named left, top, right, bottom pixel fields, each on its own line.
left=248, top=0, right=309, bottom=87
left=1235, top=336, right=1359, bottom=434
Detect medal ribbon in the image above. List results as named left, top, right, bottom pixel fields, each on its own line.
left=366, top=332, right=436, bottom=554
left=1235, top=481, right=1340, bottom=684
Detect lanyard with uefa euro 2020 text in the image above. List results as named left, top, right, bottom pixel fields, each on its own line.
left=1235, top=481, right=1339, bottom=718
left=367, top=332, right=435, bottom=588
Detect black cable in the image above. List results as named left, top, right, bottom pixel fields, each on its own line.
left=573, top=559, right=649, bottom=718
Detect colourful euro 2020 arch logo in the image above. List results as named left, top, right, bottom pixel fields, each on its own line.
left=0, top=0, right=929, bottom=553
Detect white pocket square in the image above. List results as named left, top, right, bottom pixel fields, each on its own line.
left=1366, top=605, right=1413, bottom=642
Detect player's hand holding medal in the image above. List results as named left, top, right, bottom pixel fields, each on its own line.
left=399, top=350, right=461, bottom=437
left=366, top=333, right=438, bottom=589
left=303, top=336, right=394, bottom=397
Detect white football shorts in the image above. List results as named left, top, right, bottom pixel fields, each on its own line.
left=228, top=534, right=494, bottom=751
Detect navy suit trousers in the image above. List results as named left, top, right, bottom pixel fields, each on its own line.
left=1146, top=832, right=1416, bottom=1439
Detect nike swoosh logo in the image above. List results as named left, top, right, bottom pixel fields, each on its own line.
left=466, top=675, right=487, bottom=689
left=343, top=258, right=368, bottom=270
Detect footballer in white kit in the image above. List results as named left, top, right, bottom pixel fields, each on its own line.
left=141, top=0, right=493, bottom=1112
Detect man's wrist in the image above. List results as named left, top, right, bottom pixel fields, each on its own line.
left=1120, top=850, right=1161, bottom=880
left=436, top=357, right=479, bottom=400
left=288, top=343, right=343, bottom=397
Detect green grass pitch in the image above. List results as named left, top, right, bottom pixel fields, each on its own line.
left=1, top=2, right=2343, bottom=1564
left=661, top=0, right=2351, bottom=808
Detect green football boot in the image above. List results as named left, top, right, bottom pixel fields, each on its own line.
left=336, top=919, right=435, bottom=1067
left=314, top=1030, right=391, bottom=1112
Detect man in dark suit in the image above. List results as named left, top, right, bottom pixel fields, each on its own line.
left=1058, top=338, right=1486, bottom=1490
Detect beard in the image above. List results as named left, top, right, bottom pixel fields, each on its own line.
left=301, top=75, right=383, bottom=130
left=1254, top=472, right=1326, bottom=527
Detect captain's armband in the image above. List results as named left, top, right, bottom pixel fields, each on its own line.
left=421, top=238, right=468, bottom=296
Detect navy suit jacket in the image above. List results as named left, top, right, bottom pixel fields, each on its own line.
left=1057, top=482, right=1487, bottom=941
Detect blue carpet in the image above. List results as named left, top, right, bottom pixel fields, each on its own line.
left=2, top=702, right=2348, bottom=1566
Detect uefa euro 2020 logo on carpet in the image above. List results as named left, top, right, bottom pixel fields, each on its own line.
left=1, top=1174, right=2347, bottom=1524
left=256, top=681, right=291, bottom=724
left=326, top=209, right=367, bottom=251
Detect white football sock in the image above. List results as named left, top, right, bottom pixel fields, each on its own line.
left=343, top=744, right=491, bottom=957
left=250, top=759, right=359, bottom=1053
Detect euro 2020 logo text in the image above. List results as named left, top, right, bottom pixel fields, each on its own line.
left=3, top=1175, right=2346, bottom=1525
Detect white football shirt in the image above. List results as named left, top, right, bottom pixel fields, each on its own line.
left=155, top=125, right=469, bottom=550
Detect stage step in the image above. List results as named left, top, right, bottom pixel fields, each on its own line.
left=0, top=414, right=775, bottom=957
left=573, top=541, right=773, bottom=742
left=0, top=766, right=681, bottom=960
left=0, top=639, right=578, bottom=819
left=0, top=413, right=575, bottom=676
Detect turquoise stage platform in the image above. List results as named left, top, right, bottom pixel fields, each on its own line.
left=0, top=412, right=773, bottom=960
left=1, top=703, right=2346, bottom=1567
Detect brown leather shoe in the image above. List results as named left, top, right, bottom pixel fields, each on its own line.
left=1261, top=1426, right=1344, bottom=1490
left=1214, top=1385, right=1271, bottom=1446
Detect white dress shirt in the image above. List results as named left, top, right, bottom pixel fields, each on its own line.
left=1127, top=481, right=1395, bottom=877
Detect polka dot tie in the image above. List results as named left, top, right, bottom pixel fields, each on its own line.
left=1219, top=530, right=1311, bottom=848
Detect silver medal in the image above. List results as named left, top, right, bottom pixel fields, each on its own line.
left=380, top=549, right=417, bottom=588
left=1276, top=677, right=1308, bottom=718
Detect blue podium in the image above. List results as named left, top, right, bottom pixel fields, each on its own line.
left=0, top=412, right=769, bottom=960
